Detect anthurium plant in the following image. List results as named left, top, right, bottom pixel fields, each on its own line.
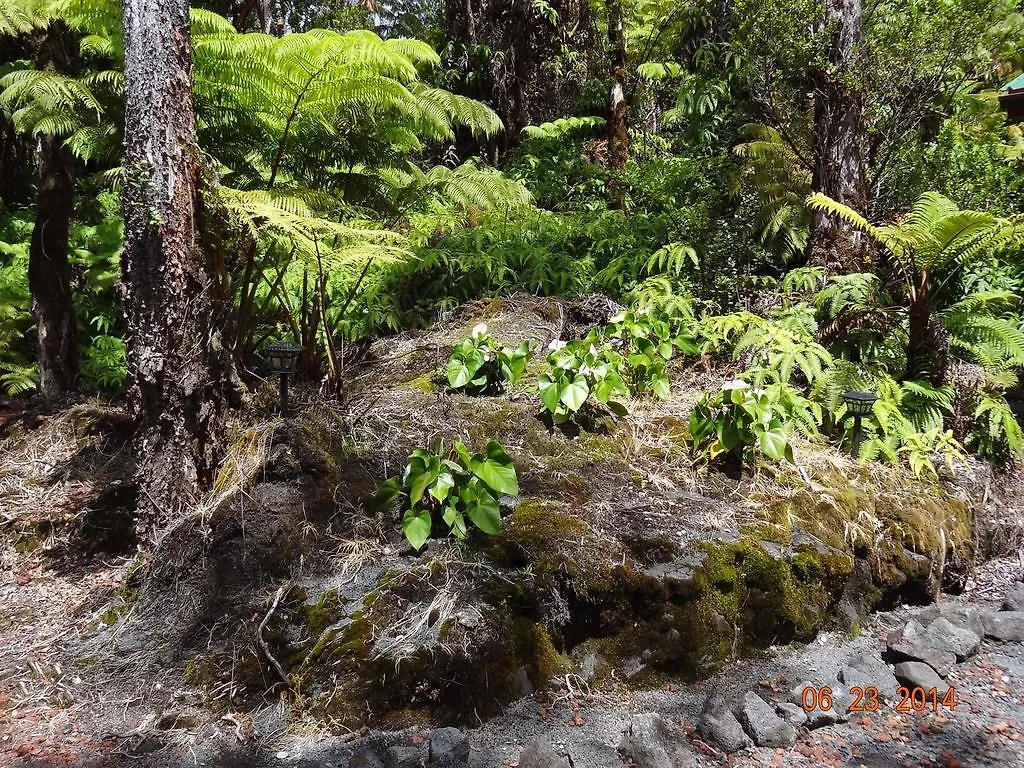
left=688, top=379, right=796, bottom=465
left=446, top=323, right=531, bottom=394
left=374, top=439, right=520, bottom=550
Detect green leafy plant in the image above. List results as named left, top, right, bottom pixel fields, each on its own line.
left=840, top=372, right=967, bottom=478
left=606, top=307, right=695, bottom=398
left=732, top=314, right=833, bottom=387
left=446, top=323, right=531, bottom=394
left=537, top=333, right=628, bottom=424
left=81, top=334, right=126, bottom=390
left=374, top=439, right=519, bottom=551
left=966, top=393, right=1024, bottom=463
left=688, top=379, right=796, bottom=466
left=807, top=191, right=1024, bottom=385
left=898, top=428, right=966, bottom=481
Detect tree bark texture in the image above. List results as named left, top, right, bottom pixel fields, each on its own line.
left=29, top=22, right=79, bottom=400
left=905, top=279, right=949, bottom=386
left=809, top=0, right=869, bottom=273
left=122, top=0, right=226, bottom=536
left=606, top=0, right=628, bottom=210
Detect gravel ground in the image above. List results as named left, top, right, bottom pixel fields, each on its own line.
left=457, top=598, right=1024, bottom=768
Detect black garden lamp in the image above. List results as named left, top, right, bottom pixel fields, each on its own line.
left=264, top=341, right=303, bottom=416
left=842, top=390, right=878, bottom=459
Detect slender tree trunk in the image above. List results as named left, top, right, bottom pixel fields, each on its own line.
left=122, top=0, right=226, bottom=538
left=606, top=0, right=628, bottom=210
left=808, top=0, right=869, bottom=273
left=905, top=277, right=949, bottom=386
left=29, top=22, right=79, bottom=400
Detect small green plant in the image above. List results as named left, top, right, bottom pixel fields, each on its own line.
left=967, top=393, right=1024, bottom=463
left=537, top=334, right=628, bottom=423
left=81, top=334, right=127, bottom=391
left=446, top=323, right=531, bottom=394
left=687, top=379, right=796, bottom=465
left=898, top=428, right=966, bottom=480
left=606, top=307, right=698, bottom=398
left=0, top=360, right=37, bottom=395
left=374, top=439, right=520, bottom=551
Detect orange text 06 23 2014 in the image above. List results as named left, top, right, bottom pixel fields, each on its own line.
left=800, top=685, right=959, bottom=714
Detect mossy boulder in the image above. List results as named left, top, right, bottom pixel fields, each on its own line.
left=287, top=552, right=572, bottom=728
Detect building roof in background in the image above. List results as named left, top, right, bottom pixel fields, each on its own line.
left=1001, top=73, right=1024, bottom=93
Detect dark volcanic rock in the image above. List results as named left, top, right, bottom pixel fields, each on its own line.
left=518, top=737, right=571, bottom=768
left=618, top=713, right=696, bottom=768
left=350, top=749, right=386, bottom=768
left=384, top=745, right=424, bottom=768
left=698, top=694, right=751, bottom=753
left=776, top=702, right=807, bottom=727
left=927, top=617, right=981, bottom=660
left=984, top=611, right=1024, bottom=642
left=738, top=692, right=797, bottom=748
left=840, top=653, right=900, bottom=694
left=428, top=728, right=469, bottom=767
left=788, top=680, right=852, bottom=727
left=915, top=602, right=986, bottom=640
left=1002, top=583, right=1024, bottom=612
left=886, top=619, right=956, bottom=676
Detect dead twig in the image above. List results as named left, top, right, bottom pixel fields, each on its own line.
left=257, top=585, right=291, bottom=687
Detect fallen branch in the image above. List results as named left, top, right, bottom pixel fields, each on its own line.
left=257, top=585, right=291, bottom=687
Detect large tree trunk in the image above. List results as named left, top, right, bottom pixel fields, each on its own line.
left=808, top=0, right=869, bottom=273
left=606, top=0, right=628, bottom=210
left=29, top=22, right=79, bottom=400
left=122, top=0, right=226, bottom=538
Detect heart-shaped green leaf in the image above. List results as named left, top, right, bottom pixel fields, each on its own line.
left=429, top=471, right=455, bottom=501
left=758, top=427, right=790, bottom=461
left=560, top=375, right=589, bottom=411
left=652, top=373, right=671, bottom=399
left=403, top=508, right=432, bottom=551
left=470, top=455, right=519, bottom=496
left=372, top=476, right=402, bottom=511
left=466, top=491, right=501, bottom=534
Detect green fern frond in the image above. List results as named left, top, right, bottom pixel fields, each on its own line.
left=0, top=0, right=48, bottom=34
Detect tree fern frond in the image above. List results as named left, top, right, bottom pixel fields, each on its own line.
left=0, top=0, right=49, bottom=34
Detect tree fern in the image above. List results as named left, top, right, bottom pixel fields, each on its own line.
left=807, top=191, right=1024, bottom=384
left=781, top=266, right=825, bottom=294
left=0, top=0, right=47, bottom=35
left=733, top=123, right=811, bottom=260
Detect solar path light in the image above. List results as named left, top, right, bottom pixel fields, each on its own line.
left=842, top=390, right=878, bottom=459
left=264, top=341, right=303, bottom=417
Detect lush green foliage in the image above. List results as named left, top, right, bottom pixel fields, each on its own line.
left=537, top=333, right=629, bottom=424
left=688, top=380, right=797, bottom=465
left=446, top=323, right=531, bottom=394
left=1, top=0, right=1022, bottom=491
left=374, top=439, right=519, bottom=551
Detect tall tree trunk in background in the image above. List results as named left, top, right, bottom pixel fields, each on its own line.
left=808, top=0, right=868, bottom=273
left=905, top=276, right=949, bottom=386
left=29, top=22, right=79, bottom=400
left=122, top=0, right=226, bottom=538
left=606, top=0, right=628, bottom=210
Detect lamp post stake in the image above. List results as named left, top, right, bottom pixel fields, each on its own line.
left=279, top=369, right=290, bottom=417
